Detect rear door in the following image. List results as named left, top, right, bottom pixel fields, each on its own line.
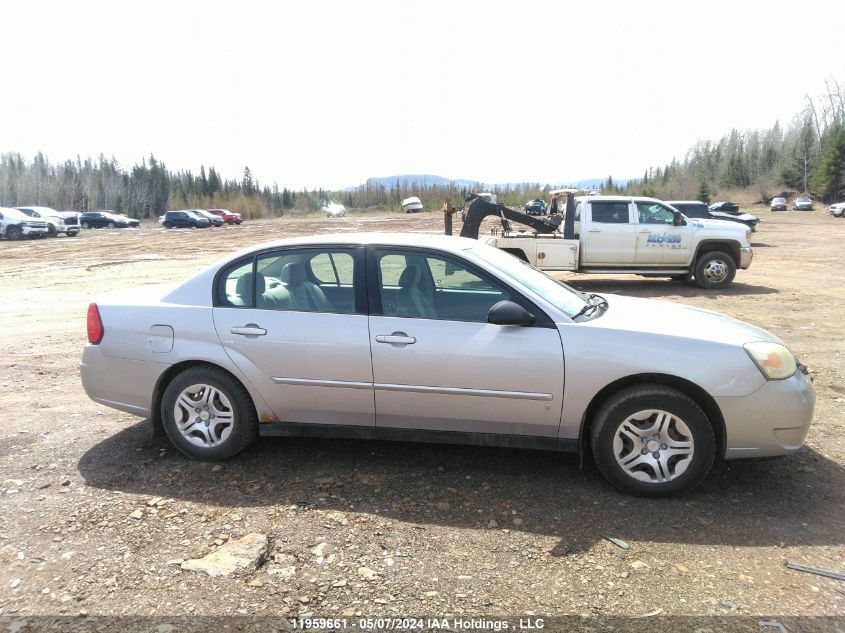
left=367, top=246, right=565, bottom=437
left=581, top=200, right=637, bottom=264
left=212, top=246, right=375, bottom=427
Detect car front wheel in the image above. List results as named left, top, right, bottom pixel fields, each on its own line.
left=694, top=251, right=736, bottom=289
left=6, top=225, right=23, bottom=240
left=161, top=366, right=258, bottom=460
left=590, top=384, right=715, bottom=496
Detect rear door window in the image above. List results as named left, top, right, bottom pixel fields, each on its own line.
left=590, top=201, right=631, bottom=223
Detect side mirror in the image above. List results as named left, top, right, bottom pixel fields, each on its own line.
left=487, top=300, right=535, bottom=326
left=673, top=211, right=684, bottom=226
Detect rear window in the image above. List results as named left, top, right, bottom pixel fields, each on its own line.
left=590, top=201, right=630, bottom=223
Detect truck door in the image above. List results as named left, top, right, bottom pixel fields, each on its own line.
left=581, top=200, right=637, bottom=264
left=634, top=201, right=691, bottom=264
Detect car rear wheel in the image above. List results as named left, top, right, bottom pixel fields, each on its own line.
left=694, top=251, right=736, bottom=289
left=590, top=384, right=715, bottom=496
left=107, top=222, right=115, bottom=228
left=81, top=222, right=90, bottom=229
left=163, top=222, right=173, bottom=229
left=161, top=366, right=258, bottom=460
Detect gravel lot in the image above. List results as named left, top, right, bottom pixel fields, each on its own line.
left=0, top=208, right=843, bottom=626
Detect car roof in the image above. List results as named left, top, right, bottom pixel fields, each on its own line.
left=1, top=207, right=30, bottom=218
left=575, top=195, right=664, bottom=203
left=222, top=232, right=480, bottom=261
left=666, top=200, right=706, bottom=205
left=15, top=205, right=58, bottom=213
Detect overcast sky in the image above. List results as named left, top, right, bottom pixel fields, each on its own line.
left=2, top=0, right=844, bottom=189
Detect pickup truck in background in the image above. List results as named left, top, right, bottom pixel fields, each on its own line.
left=0, top=207, right=49, bottom=239
left=462, top=192, right=753, bottom=289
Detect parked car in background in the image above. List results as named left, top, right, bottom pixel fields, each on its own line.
left=15, top=206, right=79, bottom=237
left=829, top=202, right=845, bottom=218
left=58, top=211, right=82, bottom=232
left=194, top=209, right=224, bottom=226
left=0, top=207, right=49, bottom=239
left=80, top=212, right=132, bottom=229
left=708, top=201, right=741, bottom=213
left=793, top=196, right=814, bottom=211
left=80, top=232, right=814, bottom=496
left=524, top=199, right=548, bottom=216
left=112, top=213, right=140, bottom=228
left=401, top=197, right=423, bottom=213
left=323, top=202, right=347, bottom=218
left=206, top=209, right=243, bottom=224
left=668, top=200, right=760, bottom=232
left=770, top=197, right=788, bottom=211
left=160, top=210, right=211, bottom=229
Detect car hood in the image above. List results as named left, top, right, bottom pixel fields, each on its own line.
left=580, top=294, right=782, bottom=347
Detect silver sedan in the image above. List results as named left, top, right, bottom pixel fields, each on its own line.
left=80, top=233, right=815, bottom=495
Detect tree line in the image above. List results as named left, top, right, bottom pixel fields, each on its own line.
left=612, top=78, right=845, bottom=203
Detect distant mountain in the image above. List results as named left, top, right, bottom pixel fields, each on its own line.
left=358, top=174, right=480, bottom=189
left=347, top=174, right=629, bottom=191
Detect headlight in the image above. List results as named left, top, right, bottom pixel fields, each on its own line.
left=745, top=230, right=752, bottom=242
left=744, top=342, right=797, bottom=380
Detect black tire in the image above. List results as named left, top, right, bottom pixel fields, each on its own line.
left=68, top=231, right=79, bottom=237
left=81, top=222, right=90, bottom=229
left=161, top=365, right=258, bottom=460
left=107, top=222, right=115, bottom=228
left=163, top=222, right=173, bottom=229
left=47, top=225, right=57, bottom=237
left=6, top=225, right=23, bottom=240
left=694, top=250, right=736, bottom=289
left=590, top=384, right=716, bottom=496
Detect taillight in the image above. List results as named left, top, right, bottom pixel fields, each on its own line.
left=87, top=303, right=104, bottom=344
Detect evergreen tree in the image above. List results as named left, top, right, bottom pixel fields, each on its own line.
left=696, top=176, right=711, bottom=204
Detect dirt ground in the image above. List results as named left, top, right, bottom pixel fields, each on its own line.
left=0, top=207, right=843, bottom=626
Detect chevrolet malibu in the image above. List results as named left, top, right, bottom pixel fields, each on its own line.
left=80, top=233, right=815, bottom=495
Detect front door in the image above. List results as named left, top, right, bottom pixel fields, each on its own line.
left=634, top=201, right=692, bottom=264
left=212, top=246, right=375, bottom=427
left=367, top=247, right=565, bottom=437
left=581, top=200, right=637, bottom=264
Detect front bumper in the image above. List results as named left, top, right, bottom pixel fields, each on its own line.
left=718, top=368, right=815, bottom=459
left=22, top=227, right=48, bottom=237
left=739, top=246, right=753, bottom=269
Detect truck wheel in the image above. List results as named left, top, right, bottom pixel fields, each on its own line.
left=590, top=384, right=715, bottom=496
left=47, top=225, right=57, bottom=237
left=161, top=366, right=258, bottom=460
left=694, top=251, right=736, bottom=289
left=6, top=225, right=23, bottom=240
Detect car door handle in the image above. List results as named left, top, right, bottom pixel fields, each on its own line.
left=230, top=324, right=267, bottom=336
left=375, top=332, right=416, bottom=345
left=587, top=228, right=601, bottom=233
left=639, top=229, right=651, bottom=233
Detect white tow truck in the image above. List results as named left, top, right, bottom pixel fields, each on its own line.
left=459, top=190, right=753, bottom=289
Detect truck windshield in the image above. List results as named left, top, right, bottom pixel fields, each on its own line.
left=466, top=244, right=590, bottom=319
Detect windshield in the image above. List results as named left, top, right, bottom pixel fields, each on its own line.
left=466, top=243, right=590, bottom=319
